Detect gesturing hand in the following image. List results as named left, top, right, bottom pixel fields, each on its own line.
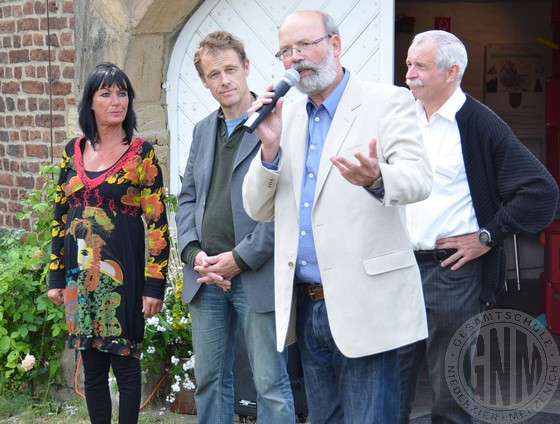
left=331, top=139, right=381, bottom=187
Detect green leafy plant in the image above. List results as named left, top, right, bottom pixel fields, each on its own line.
left=0, top=164, right=67, bottom=398
left=141, top=193, right=195, bottom=404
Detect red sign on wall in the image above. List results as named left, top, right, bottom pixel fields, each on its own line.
left=434, top=17, right=451, bottom=32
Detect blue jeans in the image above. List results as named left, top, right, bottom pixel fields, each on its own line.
left=296, top=292, right=400, bottom=424
left=398, top=259, right=483, bottom=424
left=189, top=279, right=294, bottom=424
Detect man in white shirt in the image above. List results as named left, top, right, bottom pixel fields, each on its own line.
left=399, top=30, right=558, bottom=423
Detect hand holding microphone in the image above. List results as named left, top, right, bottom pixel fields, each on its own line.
left=244, top=68, right=300, bottom=133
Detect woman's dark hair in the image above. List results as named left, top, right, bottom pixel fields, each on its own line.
left=78, top=62, right=137, bottom=148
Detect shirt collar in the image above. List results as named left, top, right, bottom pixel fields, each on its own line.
left=416, top=86, right=467, bottom=123
left=306, top=68, right=350, bottom=117
left=217, top=91, right=257, bottom=121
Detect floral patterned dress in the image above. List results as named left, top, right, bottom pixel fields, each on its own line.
left=49, top=136, right=169, bottom=358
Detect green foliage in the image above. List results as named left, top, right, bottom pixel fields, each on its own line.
left=141, top=193, right=195, bottom=403
left=141, top=282, right=194, bottom=390
left=0, top=164, right=67, bottom=397
left=0, top=394, right=192, bottom=423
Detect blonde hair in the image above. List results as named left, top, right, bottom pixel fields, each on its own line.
left=193, top=31, right=247, bottom=76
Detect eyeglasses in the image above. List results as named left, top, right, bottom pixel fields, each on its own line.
left=275, top=34, right=332, bottom=61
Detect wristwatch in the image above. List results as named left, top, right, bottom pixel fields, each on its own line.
left=478, top=229, right=496, bottom=247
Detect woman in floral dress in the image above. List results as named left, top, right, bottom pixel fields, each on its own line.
left=47, top=62, right=169, bottom=424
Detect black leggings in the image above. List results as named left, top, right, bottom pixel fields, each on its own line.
left=80, top=349, right=141, bottom=424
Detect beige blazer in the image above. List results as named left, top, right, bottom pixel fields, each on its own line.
left=242, top=73, right=432, bottom=357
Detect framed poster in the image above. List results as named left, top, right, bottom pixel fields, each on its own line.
left=484, top=44, right=547, bottom=159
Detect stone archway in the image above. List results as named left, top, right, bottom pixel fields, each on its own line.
left=72, top=0, right=203, bottom=180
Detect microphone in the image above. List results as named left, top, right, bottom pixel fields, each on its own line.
left=244, top=68, right=300, bottom=133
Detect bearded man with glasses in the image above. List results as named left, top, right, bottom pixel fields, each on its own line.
left=242, top=9, right=433, bottom=424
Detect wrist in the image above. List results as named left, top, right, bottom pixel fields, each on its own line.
left=366, top=175, right=383, bottom=190
left=478, top=228, right=496, bottom=247
left=193, top=251, right=206, bottom=267
left=261, top=146, right=279, bottom=163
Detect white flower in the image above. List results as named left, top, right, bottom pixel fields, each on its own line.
left=171, top=355, right=180, bottom=366
left=147, top=346, right=156, bottom=354
left=64, top=405, right=78, bottom=416
left=156, top=325, right=166, bottom=332
left=146, top=316, right=159, bottom=326
left=183, top=358, right=194, bottom=371
left=166, top=394, right=176, bottom=403
left=171, top=383, right=181, bottom=393
left=21, top=354, right=36, bottom=371
left=183, top=379, right=196, bottom=391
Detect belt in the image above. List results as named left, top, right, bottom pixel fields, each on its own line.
left=297, top=283, right=324, bottom=301
left=414, top=249, right=457, bottom=262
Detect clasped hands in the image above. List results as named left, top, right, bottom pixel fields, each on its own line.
left=193, top=251, right=239, bottom=291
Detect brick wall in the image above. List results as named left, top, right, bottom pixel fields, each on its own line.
left=0, top=0, right=75, bottom=230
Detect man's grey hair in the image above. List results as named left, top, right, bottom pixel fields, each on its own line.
left=411, top=30, right=468, bottom=85
left=322, top=11, right=340, bottom=36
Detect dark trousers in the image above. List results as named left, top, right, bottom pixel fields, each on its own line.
left=81, top=349, right=141, bottom=424
left=398, top=259, right=483, bottom=424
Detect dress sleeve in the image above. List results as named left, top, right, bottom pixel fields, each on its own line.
left=49, top=146, right=71, bottom=289
left=140, top=143, right=170, bottom=300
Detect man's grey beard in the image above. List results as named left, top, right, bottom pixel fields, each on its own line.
left=293, top=48, right=338, bottom=96
left=406, top=78, right=424, bottom=88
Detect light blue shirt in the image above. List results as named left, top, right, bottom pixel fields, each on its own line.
left=295, top=69, right=350, bottom=283
left=225, top=113, right=247, bottom=136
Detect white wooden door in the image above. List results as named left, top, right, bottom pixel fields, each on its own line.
left=166, top=0, right=394, bottom=193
